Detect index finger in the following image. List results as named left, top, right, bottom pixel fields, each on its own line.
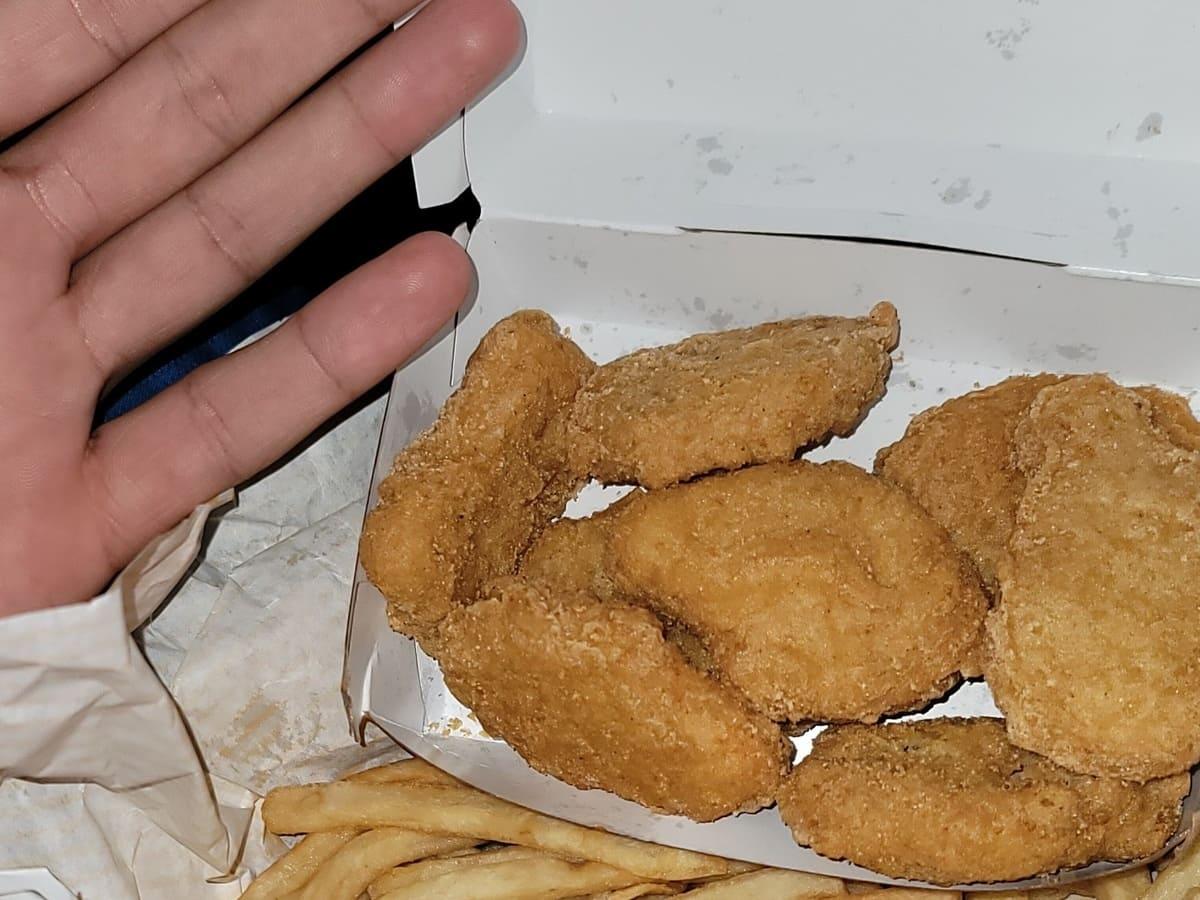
left=0, top=0, right=208, bottom=140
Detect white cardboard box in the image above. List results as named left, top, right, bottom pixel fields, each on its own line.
left=345, top=1, right=1200, bottom=887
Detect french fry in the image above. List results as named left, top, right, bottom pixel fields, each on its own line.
left=344, top=758, right=463, bottom=787
left=588, top=885, right=684, bottom=899
left=262, top=781, right=749, bottom=880
left=239, top=830, right=357, bottom=900
left=369, top=845, right=646, bottom=899
left=1083, top=867, right=1151, bottom=900
left=1145, top=837, right=1200, bottom=900
left=368, top=847, right=551, bottom=898
left=676, top=868, right=847, bottom=897
left=287, top=828, right=477, bottom=900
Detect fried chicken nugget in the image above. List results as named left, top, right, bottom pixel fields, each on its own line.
left=610, top=461, right=987, bottom=724
left=778, top=718, right=1188, bottom=885
left=359, top=311, right=594, bottom=643
left=567, top=302, right=899, bottom=489
left=435, top=577, right=790, bottom=821
left=875, top=375, right=1065, bottom=596
left=988, top=375, right=1200, bottom=780
left=876, top=376, right=1200, bottom=597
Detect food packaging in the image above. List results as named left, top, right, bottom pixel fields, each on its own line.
left=345, top=0, right=1200, bottom=888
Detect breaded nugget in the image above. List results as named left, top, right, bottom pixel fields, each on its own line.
left=875, top=374, right=1064, bottom=596
left=778, top=718, right=1187, bottom=885
left=567, top=302, right=899, bottom=489
left=988, top=375, right=1200, bottom=780
left=610, top=461, right=987, bottom=724
left=876, top=376, right=1200, bottom=597
left=359, top=311, right=594, bottom=643
left=435, top=577, right=789, bottom=821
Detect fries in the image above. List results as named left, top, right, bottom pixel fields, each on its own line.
left=239, top=829, right=357, bottom=900
left=244, top=759, right=1189, bottom=900
left=368, top=845, right=646, bottom=899
left=289, top=827, right=477, bottom=900
left=675, top=868, right=846, bottom=897
left=262, top=780, right=746, bottom=881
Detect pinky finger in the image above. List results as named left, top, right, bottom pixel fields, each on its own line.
left=84, top=231, right=471, bottom=568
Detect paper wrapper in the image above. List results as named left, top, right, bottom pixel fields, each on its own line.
left=0, top=396, right=398, bottom=899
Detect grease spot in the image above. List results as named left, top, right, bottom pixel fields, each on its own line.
left=573, top=255, right=589, bottom=270
left=1114, top=223, right=1134, bottom=257
left=1055, top=343, right=1098, bottom=362
left=696, top=135, right=722, bottom=153
left=941, top=177, right=973, bottom=204
left=666, top=78, right=675, bottom=88
left=985, top=20, right=1031, bottom=60
left=708, top=157, right=734, bottom=175
left=401, top=391, right=433, bottom=434
left=1101, top=181, right=1111, bottom=196
left=1106, top=206, right=1121, bottom=220
left=693, top=297, right=707, bottom=311
left=974, top=189, right=992, bottom=210
left=1136, top=112, right=1164, bottom=141
left=708, top=310, right=734, bottom=329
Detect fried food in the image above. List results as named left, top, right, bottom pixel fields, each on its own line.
left=610, top=461, right=987, bottom=724
left=359, top=311, right=594, bottom=643
left=987, top=375, right=1200, bottom=780
left=778, top=718, right=1188, bottom=885
left=517, top=507, right=625, bottom=603
left=434, top=577, right=789, bottom=820
left=567, top=302, right=899, bottom=489
left=876, top=375, right=1200, bottom=597
left=875, top=374, right=1064, bottom=596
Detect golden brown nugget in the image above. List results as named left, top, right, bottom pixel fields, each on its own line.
left=517, top=506, right=626, bottom=603
left=875, top=374, right=1064, bottom=596
left=567, top=302, right=899, bottom=489
left=876, top=376, right=1200, bottom=597
left=778, top=718, right=1188, bottom=885
left=360, top=311, right=594, bottom=643
left=435, top=577, right=790, bottom=821
left=611, top=461, right=987, bottom=724
left=988, top=375, right=1200, bottom=780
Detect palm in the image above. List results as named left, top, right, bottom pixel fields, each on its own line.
left=0, top=0, right=519, bottom=615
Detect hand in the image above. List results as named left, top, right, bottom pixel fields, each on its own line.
left=0, top=0, right=520, bottom=616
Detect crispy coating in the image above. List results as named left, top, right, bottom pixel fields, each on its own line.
left=435, top=578, right=790, bottom=821
left=610, top=461, right=987, bottom=724
left=359, top=311, right=594, bottom=643
left=875, top=374, right=1064, bottom=596
left=988, top=375, right=1200, bottom=780
left=875, top=375, right=1200, bottom=597
left=778, top=718, right=1188, bottom=885
left=567, top=302, right=899, bottom=489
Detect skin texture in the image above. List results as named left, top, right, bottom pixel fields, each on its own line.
left=875, top=375, right=1200, bottom=598
left=988, top=375, right=1200, bottom=780
left=0, top=0, right=521, bottom=615
left=779, top=718, right=1188, bottom=885
left=610, top=461, right=988, bottom=724
left=567, top=302, right=900, bottom=489
left=359, top=311, right=594, bottom=644
left=875, top=374, right=1065, bottom=596
left=435, top=577, right=790, bottom=821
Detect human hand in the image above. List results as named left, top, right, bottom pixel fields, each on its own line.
left=0, top=0, right=520, bottom=615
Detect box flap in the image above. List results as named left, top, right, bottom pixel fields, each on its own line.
left=462, top=0, right=1200, bottom=280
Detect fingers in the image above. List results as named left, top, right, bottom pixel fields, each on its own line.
left=0, top=0, right=208, bottom=140
left=2, top=0, right=429, bottom=259
left=83, top=232, right=470, bottom=570
left=71, top=0, right=520, bottom=378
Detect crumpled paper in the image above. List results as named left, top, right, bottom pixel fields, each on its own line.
left=0, top=394, right=394, bottom=899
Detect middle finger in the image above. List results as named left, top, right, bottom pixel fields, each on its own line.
left=1, top=0, right=425, bottom=261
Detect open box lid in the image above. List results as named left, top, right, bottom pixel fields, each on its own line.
left=346, top=0, right=1200, bottom=886
left=418, top=0, right=1200, bottom=282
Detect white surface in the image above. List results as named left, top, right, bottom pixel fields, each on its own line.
left=467, top=0, right=1200, bottom=282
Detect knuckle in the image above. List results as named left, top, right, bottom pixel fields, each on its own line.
left=158, top=34, right=243, bottom=150
left=182, top=184, right=256, bottom=281
left=182, top=376, right=247, bottom=485
left=66, top=0, right=130, bottom=63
